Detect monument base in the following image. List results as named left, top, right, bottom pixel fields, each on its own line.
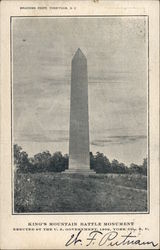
left=64, top=168, right=96, bottom=175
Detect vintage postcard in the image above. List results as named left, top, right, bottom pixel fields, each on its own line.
left=0, top=0, right=159, bottom=249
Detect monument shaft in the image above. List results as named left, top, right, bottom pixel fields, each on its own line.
left=69, top=49, right=90, bottom=170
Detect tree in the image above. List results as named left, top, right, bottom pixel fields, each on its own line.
left=49, top=152, right=66, bottom=172
left=14, top=144, right=22, bottom=166
left=90, top=152, right=95, bottom=170
left=130, top=163, right=142, bottom=174
left=111, top=159, right=128, bottom=174
left=111, top=159, right=119, bottom=173
left=63, top=154, right=69, bottom=169
left=33, top=151, right=51, bottom=172
left=14, top=144, right=30, bottom=173
left=94, top=152, right=111, bottom=173
left=118, top=163, right=129, bottom=174
left=141, top=158, right=147, bottom=175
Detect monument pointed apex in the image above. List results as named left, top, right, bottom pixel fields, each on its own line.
left=77, top=48, right=82, bottom=53
left=72, top=48, right=86, bottom=60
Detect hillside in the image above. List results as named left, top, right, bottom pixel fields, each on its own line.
left=14, top=172, right=147, bottom=213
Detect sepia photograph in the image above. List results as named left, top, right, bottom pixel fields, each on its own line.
left=12, top=16, right=148, bottom=213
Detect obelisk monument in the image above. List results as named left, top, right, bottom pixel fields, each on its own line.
left=66, top=48, right=94, bottom=174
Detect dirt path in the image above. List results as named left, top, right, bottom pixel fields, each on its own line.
left=115, top=184, right=147, bottom=192
left=99, top=182, right=147, bottom=192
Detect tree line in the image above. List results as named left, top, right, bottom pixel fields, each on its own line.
left=14, top=144, right=147, bottom=175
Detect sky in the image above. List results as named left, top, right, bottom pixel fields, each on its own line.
left=13, top=17, right=148, bottom=165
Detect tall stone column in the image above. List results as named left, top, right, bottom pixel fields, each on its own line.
left=66, top=48, right=94, bottom=174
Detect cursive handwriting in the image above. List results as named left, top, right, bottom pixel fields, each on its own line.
left=65, top=230, right=82, bottom=246
left=65, top=230, right=158, bottom=247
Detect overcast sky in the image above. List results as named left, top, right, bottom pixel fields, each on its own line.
left=13, top=17, right=148, bottom=165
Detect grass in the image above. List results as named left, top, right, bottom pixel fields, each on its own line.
left=14, top=172, right=147, bottom=213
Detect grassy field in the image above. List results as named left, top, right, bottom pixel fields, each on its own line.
left=14, top=172, right=147, bottom=213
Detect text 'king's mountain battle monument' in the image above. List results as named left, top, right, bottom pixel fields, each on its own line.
left=65, top=48, right=94, bottom=174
